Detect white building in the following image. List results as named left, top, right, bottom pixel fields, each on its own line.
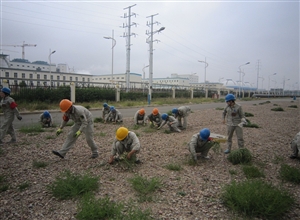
left=171, top=73, right=199, bottom=83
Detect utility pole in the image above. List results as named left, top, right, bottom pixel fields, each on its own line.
left=256, top=59, right=261, bottom=90
left=121, top=4, right=137, bottom=92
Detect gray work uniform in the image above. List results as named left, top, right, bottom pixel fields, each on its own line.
left=40, top=113, right=53, bottom=127
left=106, top=109, right=123, bottom=122
left=57, top=105, right=98, bottom=158
left=111, top=131, right=141, bottom=157
left=102, top=106, right=110, bottom=120
left=0, top=96, right=21, bottom=142
left=174, top=106, right=191, bottom=129
left=222, top=103, right=245, bottom=150
left=159, top=115, right=181, bottom=132
left=291, top=132, right=300, bottom=157
left=134, top=110, right=147, bottom=125
left=147, top=113, right=162, bottom=127
left=188, top=133, right=216, bottom=161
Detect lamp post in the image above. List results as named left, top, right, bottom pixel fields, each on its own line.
left=142, top=64, right=149, bottom=94
left=48, top=50, right=56, bottom=87
left=198, top=58, right=209, bottom=98
left=258, top=76, right=264, bottom=91
left=104, top=30, right=116, bottom=86
left=238, top=62, right=250, bottom=98
left=147, top=26, right=165, bottom=105
left=218, top=77, right=224, bottom=82
left=283, top=78, right=290, bottom=96
left=268, top=73, right=277, bottom=97
left=272, top=79, right=277, bottom=95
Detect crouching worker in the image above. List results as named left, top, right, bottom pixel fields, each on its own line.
left=108, top=127, right=141, bottom=164
left=147, top=108, right=162, bottom=128
left=105, top=106, right=123, bottom=124
left=289, top=131, right=300, bottom=159
left=40, top=110, right=53, bottom=127
left=134, top=108, right=147, bottom=125
left=157, top=113, right=181, bottom=133
left=52, top=99, right=99, bottom=159
left=188, top=128, right=216, bottom=161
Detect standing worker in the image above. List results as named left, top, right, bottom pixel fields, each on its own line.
left=147, top=108, right=162, bottom=128
left=40, top=110, right=53, bottom=127
left=289, top=131, right=300, bottom=159
left=52, top=99, right=99, bottom=159
left=172, top=106, right=191, bottom=130
left=188, top=128, right=216, bottom=161
left=108, top=127, right=141, bottom=164
left=105, top=106, right=123, bottom=124
left=102, top=103, right=111, bottom=120
left=0, top=87, right=22, bottom=144
left=134, top=108, right=147, bottom=125
left=158, top=113, right=181, bottom=133
left=222, top=94, right=247, bottom=154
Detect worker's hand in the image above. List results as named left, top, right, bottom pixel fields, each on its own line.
left=108, top=156, right=114, bottom=164
left=74, top=130, right=81, bottom=138
left=17, top=115, right=22, bottom=120
left=56, top=128, right=63, bottom=136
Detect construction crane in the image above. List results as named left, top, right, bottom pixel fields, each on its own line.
left=1, top=41, right=37, bottom=59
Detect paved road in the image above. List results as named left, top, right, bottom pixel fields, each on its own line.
left=1, top=98, right=295, bottom=129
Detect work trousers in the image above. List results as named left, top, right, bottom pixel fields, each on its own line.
left=0, top=114, right=16, bottom=141
left=227, top=125, right=244, bottom=150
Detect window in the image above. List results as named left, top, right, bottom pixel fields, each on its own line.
left=37, top=81, right=40, bottom=86
left=70, top=76, right=72, bottom=81
left=75, top=77, right=78, bottom=81
left=5, top=72, right=9, bottom=78
left=14, top=80, right=18, bottom=85
left=117, top=77, right=119, bottom=79
left=29, top=74, right=33, bottom=79
left=44, top=75, right=47, bottom=80
left=37, top=74, right=40, bottom=79
left=103, top=78, right=106, bottom=80
left=57, top=76, right=60, bottom=80
left=63, top=76, right=66, bottom=80
left=51, top=75, right=53, bottom=80
left=121, top=77, right=124, bottom=79
left=22, top=73, right=25, bottom=78
left=14, top=72, right=18, bottom=78
left=82, top=78, right=85, bottom=82
left=88, top=78, right=90, bottom=82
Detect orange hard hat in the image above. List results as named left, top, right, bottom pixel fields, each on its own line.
left=139, top=108, right=145, bottom=115
left=59, top=99, right=72, bottom=112
left=152, top=108, right=159, bottom=115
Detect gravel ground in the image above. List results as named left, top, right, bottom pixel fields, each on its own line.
left=0, top=100, right=299, bottom=220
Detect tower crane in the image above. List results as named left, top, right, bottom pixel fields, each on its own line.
left=1, top=41, right=37, bottom=59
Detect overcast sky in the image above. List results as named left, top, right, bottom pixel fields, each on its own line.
left=1, top=0, right=299, bottom=90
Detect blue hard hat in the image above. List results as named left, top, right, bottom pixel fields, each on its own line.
left=172, top=108, right=178, bottom=114
left=110, top=106, right=115, bottom=111
left=43, top=110, right=50, bottom=118
left=103, top=103, right=108, bottom=107
left=199, top=128, right=210, bottom=141
left=1, top=87, right=10, bottom=95
left=161, top=113, right=168, bottom=120
left=225, top=94, right=235, bottom=102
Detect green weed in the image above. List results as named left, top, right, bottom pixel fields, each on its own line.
left=229, top=169, right=237, bottom=175
left=33, top=160, right=48, bottom=168
left=244, top=112, right=254, bottom=117
left=272, top=155, right=284, bottom=164
left=94, top=117, right=104, bottom=123
left=177, top=191, right=187, bottom=196
left=215, top=107, right=224, bottom=110
left=165, top=163, right=182, bottom=171
left=279, top=164, right=300, bottom=184
left=19, top=124, right=44, bottom=133
left=258, top=101, right=271, bottom=105
left=18, top=182, right=30, bottom=191
left=242, top=165, right=265, bottom=179
left=227, top=148, right=252, bottom=165
left=45, top=135, right=55, bottom=139
left=288, top=105, right=298, bottom=108
left=271, top=107, right=284, bottom=111
left=0, top=175, right=9, bottom=192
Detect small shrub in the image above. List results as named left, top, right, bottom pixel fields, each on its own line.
left=288, top=105, right=298, bottom=108
left=177, top=191, right=187, bottom=196
left=18, top=182, right=30, bottom=191
left=273, top=155, right=284, bottom=164
left=132, top=124, right=140, bottom=130
left=244, top=119, right=259, bottom=128
left=229, top=169, right=237, bottom=175
left=19, top=124, right=44, bottom=133
left=0, top=175, right=9, bottom=192
left=47, top=170, right=99, bottom=200
left=211, top=142, right=221, bottom=154
left=244, top=112, right=254, bottom=117
left=271, top=107, right=284, bottom=111
left=84, top=105, right=91, bottom=109
left=259, top=101, right=271, bottom=105
left=242, top=165, right=265, bottom=179
left=215, top=107, right=224, bottom=110
left=99, top=132, right=106, bottom=137
left=227, top=148, right=252, bottom=165
left=273, top=104, right=278, bottom=106
left=279, top=164, right=300, bottom=184
left=165, top=163, right=182, bottom=171
left=94, top=117, right=103, bottom=123
left=33, top=160, right=48, bottom=168
left=45, top=135, right=55, bottom=139
left=221, top=179, right=295, bottom=219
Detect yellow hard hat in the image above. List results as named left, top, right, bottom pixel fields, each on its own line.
left=116, top=127, right=129, bottom=141
left=59, top=99, right=72, bottom=112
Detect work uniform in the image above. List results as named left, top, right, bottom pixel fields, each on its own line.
left=188, top=133, right=216, bottom=161
left=102, top=105, right=110, bottom=120
left=56, top=105, right=98, bottom=158
left=174, top=106, right=191, bottom=129
left=159, top=115, right=181, bottom=132
left=106, top=109, right=123, bottom=123
left=40, top=113, right=53, bottom=127
left=0, top=96, right=21, bottom=142
left=223, top=103, right=245, bottom=150
left=111, top=131, right=140, bottom=157
left=147, top=113, right=162, bottom=127
left=290, top=131, right=300, bottom=158
left=134, top=110, right=147, bottom=125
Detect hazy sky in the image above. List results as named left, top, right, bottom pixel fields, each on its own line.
left=1, top=0, right=299, bottom=90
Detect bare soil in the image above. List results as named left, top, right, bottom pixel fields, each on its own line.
left=0, top=100, right=300, bottom=220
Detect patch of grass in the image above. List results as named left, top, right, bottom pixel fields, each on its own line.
left=128, top=175, right=162, bottom=202
left=99, top=132, right=106, bottom=137
left=143, top=127, right=157, bottom=133
left=45, top=135, right=55, bottom=139
left=272, top=155, right=284, bottom=164
left=18, top=182, right=30, bottom=191
left=242, top=165, right=265, bottom=179
left=19, top=124, right=44, bottom=133
left=229, top=169, right=237, bottom=175
left=244, top=112, right=254, bottom=117
left=165, top=163, right=182, bottom=171
left=0, top=175, right=9, bottom=192
left=47, top=170, right=99, bottom=200
left=84, top=105, right=91, bottom=109
left=215, top=107, right=224, bottom=110
left=221, top=179, right=295, bottom=219
left=94, top=117, right=104, bottom=123
left=279, top=164, right=300, bottom=184
left=258, top=101, right=271, bottom=105
left=244, top=119, right=259, bottom=128
left=273, top=103, right=279, bottom=106
left=271, top=107, right=284, bottom=111
left=288, top=105, right=298, bottom=108
left=164, top=129, right=172, bottom=134
left=0, top=147, right=4, bottom=155
left=33, top=160, right=48, bottom=168
left=132, top=124, right=140, bottom=130
left=211, top=142, right=221, bottom=154
left=177, top=191, right=187, bottom=196
left=227, top=148, right=252, bottom=165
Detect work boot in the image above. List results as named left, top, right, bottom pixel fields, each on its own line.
left=52, top=150, right=64, bottom=159
left=135, top=159, right=141, bottom=164
left=201, top=155, right=210, bottom=159
left=224, top=149, right=231, bottom=154
left=289, top=155, right=297, bottom=159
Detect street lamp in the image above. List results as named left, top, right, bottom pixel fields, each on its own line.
left=104, top=30, right=116, bottom=86
left=268, top=73, right=277, bottom=97
left=258, top=76, right=264, bottom=90
left=238, top=62, right=250, bottom=98
left=147, top=26, right=165, bottom=105
left=283, top=78, right=290, bottom=96
left=48, top=50, right=56, bottom=87
left=198, top=58, right=209, bottom=98
left=218, top=77, right=224, bottom=82
left=142, top=64, right=149, bottom=94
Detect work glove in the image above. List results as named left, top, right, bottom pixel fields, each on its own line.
left=74, top=130, right=81, bottom=138
left=17, top=115, right=22, bottom=120
left=56, top=128, right=63, bottom=136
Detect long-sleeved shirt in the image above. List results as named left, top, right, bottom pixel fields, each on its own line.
left=106, top=109, right=122, bottom=122
left=222, top=103, right=245, bottom=126
left=1, top=96, right=21, bottom=118
left=134, top=110, right=147, bottom=124
left=174, top=106, right=191, bottom=118
left=292, top=132, right=300, bottom=149
left=111, top=131, right=141, bottom=156
left=40, top=113, right=53, bottom=123
left=188, top=133, right=216, bottom=161
left=147, top=113, right=162, bottom=126
left=159, top=115, right=178, bottom=128
left=102, top=106, right=110, bottom=119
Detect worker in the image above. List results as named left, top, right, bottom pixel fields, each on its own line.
left=0, top=87, right=22, bottom=144
left=134, top=108, right=147, bottom=125
left=157, top=113, right=181, bottom=132
left=108, top=127, right=141, bottom=164
left=172, top=106, right=191, bottom=130
left=222, top=94, right=247, bottom=154
left=40, top=110, right=53, bottom=127
left=52, top=99, right=99, bottom=159
left=188, top=128, right=217, bottom=161
left=102, top=103, right=111, bottom=120
left=147, top=108, right=162, bottom=128
left=105, top=106, right=123, bottom=124
left=289, top=131, right=300, bottom=159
